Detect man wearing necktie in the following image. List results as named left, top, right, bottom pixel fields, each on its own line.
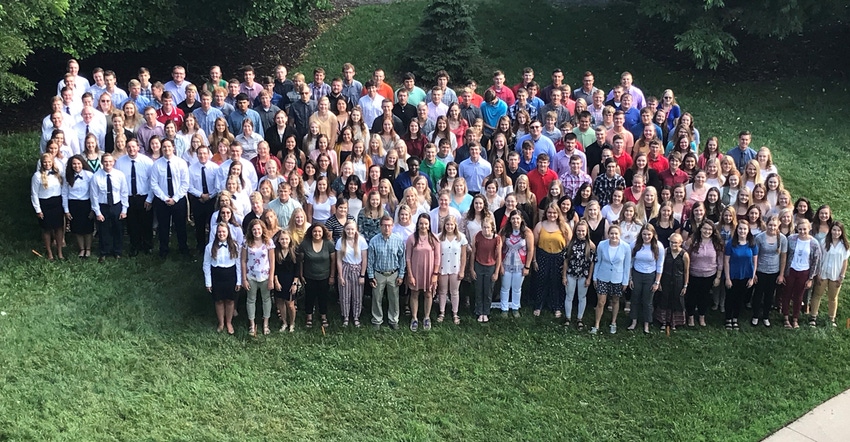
left=90, top=154, right=128, bottom=262
left=188, top=146, right=220, bottom=253
left=150, top=138, right=191, bottom=257
left=115, top=139, right=155, bottom=256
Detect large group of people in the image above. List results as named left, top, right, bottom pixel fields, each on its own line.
left=32, top=59, right=848, bottom=335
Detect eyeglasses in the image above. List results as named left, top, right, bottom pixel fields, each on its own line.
left=530, top=125, right=542, bottom=129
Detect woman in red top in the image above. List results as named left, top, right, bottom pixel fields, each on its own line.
left=403, top=119, right=427, bottom=159
left=471, top=218, right=502, bottom=323
left=405, top=214, right=441, bottom=331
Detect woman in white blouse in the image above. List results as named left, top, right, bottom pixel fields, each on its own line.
left=62, top=155, right=95, bottom=258
left=31, top=153, right=65, bottom=260
left=438, top=215, right=468, bottom=325
left=203, top=222, right=242, bottom=334
left=810, top=221, right=850, bottom=327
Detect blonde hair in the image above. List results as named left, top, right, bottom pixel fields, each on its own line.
left=339, top=220, right=362, bottom=256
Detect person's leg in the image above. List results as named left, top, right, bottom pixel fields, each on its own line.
left=109, top=207, right=123, bottom=256
left=751, top=272, right=767, bottom=320
left=173, top=198, right=189, bottom=252
left=246, top=279, right=258, bottom=329
left=286, top=300, right=296, bottom=328
left=141, top=205, right=154, bottom=252
left=449, top=274, right=461, bottom=317
left=576, top=278, right=589, bottom=322
left=761, top=272, right=778, bottom=320
left=372, top=273, right=388, bottom=325
left=409, top=289, right=420, bottom=323
left=352, top=265, right=363, bottom=323
left=610, top=294, right=621, bottom=325
left=481, top=264, right=495, bottom=319
left=386, top=272, right=400, bottom=326
left=565, top=275, right=577, bottom=320
left=98, top=218, right=111, bottom=257
left=340, top=263, right=352, bottom=321
left=215, top=300, right=225, bottom=330
left=126, top=197, right=141, bottom=253
left=423, top=284, right=434, bottom=321
left=304, top=278, right=317, bottom=322
left=438, top=274, right=449, bottom=316
left=224, top=300, right=235, bottom=333
left=810, top=277, right=827, bottom=320
left=41, top=230, right=53, bottom=259
left=259, top=281, right=272, bottom=331
left=594, top=289, right=608, bottom=329
left=789, top=271, right=806, bottom=323
left=155, top=200, right=171, bottom=255
left=827, top=280, right=842, bottom=322
left=474, top=262, right=486, bottom=317
left=84, top=233, right=93, bottom=256
left=316, top=278, right=330, bottom=321
left=500, top=271, right=513, bottom=312
left=275, top=297, right=288, bottom=329
left=75, top=233, right=85, bottom=257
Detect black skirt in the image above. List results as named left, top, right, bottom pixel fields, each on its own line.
left=68, top=199, right=95, bottom=234
left=38, top=196, right=64, bottom=230
left=210, top=265, right=238, bottom=302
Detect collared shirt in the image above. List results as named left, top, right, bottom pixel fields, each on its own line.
left=427, top=101, right=448, bottom=123
left=57, top=76, right=91, bottom=97
left=268, top=197, right=303, bottom=227
left=659, top=168, right=689, bottom=187
left=203, top=242, right=242, bottom=287
left=459, top=157, right=492, bottom=192
left=514, top=134, right=556, bottom=163
left=539, top=104, right=570, bottom=127
left=90, top=168, right=129, bottom=216
left=420, top=159, right=446, bottom=192
left=552, top=149, right=586, bottom=176
left=115, top=154, right=154, bottom=203
left=240, top=82, right=264, bottom=103
left=254, top=104, right=281, bottom=133
left=156, top=107, right=185, bottom=130
left=397, top=86, right=427, bottom=107
left=288, top=99, right=318, bottom=137
left=137, top=122, right=165, bottom=155
left=367, top=232, right=407, bottom=278
left=227, top=108, right=264, bottom=137
left=123, top=95, right=151, bottom=115
left=458, top=103, right=482, bottom=127
left=216, top=158, right=259, bottom=192
left=62, top=170, right=94, bottom=210
left=193, top=107, right=225, bottom=136
left=30, top=171, right=62, bottom=213
left=150, top=156, right=190, bottom=201
left=104, top=87, right=128, bottom=106
left=489, top=86, right=515, bottom=106
left=139, top=84, right=153, bottom=101
left=593, top=173, right=626, bottom=207
left=164, top=81, right=188, bottom=103
left=606, top=85, right=646, bottom=109
left=341, top=80, right=363, bottom=105
left=213, top=102, right=235, bottom=117
left=75, top=120, right=106, bottom=151
left=189, top=161, right=220, bottom=198
left=572, top=86, right=599, bottom=105
left=726, top=146, right=757, bottom=173
left=87, top=84, right=108, bottom=103
left=508, top=102, right=538, bottom=122
left=560, top=170, right=592, bottom=199
left=308, top=82, right=331, bottom=102
left=426, top=87, right=458, bottom=106
left=358, top=94, right=385, bottom=128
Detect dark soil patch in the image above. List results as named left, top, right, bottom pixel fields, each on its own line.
left=0, top=1, right=357, bottom=133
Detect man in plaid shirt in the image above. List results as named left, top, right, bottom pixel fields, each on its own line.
left=559, top=155, right=592, bottom=199
left=593, top=159, right=626, bottom=207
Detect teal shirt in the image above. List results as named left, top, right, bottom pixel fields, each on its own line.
left=421, top=159, right=446, bottom=192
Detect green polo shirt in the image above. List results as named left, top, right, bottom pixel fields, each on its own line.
left=420, top=159, right=446, bottom=192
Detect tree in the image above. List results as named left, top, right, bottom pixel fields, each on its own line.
left=0, top=0, right=69, bottom=104
left=0, top=0, right=323, bottom=105
left=637, top=0, right=849, bottom=69
left=402, top=0, right=484, bottom=86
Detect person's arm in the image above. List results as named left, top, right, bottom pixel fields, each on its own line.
left=586, top=247, right=596, bottom=288
left=360, top=247, right=368, bottom=284
left=336, top=245, right=345, bottom=287
left=524, top=229, right=535, bottom=277
left=469, top=236, right=478, bottom=279
left=241, top=244, right=250, bottom=291
left=405, top=237, right=415, bottom=287
left=89, top=175, right=103, bottom=220
left=682, top=252, right=690, bottom=296
left=396, top=240, right=406, bottom=286
left=267, top=243, right=276, bottom=290
left=328, top=249, right=337, bottom=283
left=203, top=247, right=212, bottom=290
left=749, top=250, right=758, bottom=288
left=431, top=240, right=441, bottom=290
left=724, top=254, right=732, bottom=288
left=621, top=245, right=632, bottom=289
left=492, top=236, right=502, bottom=282
left=119, top=171, right=129, bottom=217
left=458, top=241, right=467, bottom=280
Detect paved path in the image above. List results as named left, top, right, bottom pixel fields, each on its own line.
left=763, top=389, right=850, bottom=441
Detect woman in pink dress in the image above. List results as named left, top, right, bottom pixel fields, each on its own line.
left=405, top=213, right=441, bottom=332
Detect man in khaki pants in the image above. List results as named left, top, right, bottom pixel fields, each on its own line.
left=367, top=216, right=406, bottom=330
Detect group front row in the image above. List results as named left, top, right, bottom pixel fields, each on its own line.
left=199, top=196, right=849, bottom=334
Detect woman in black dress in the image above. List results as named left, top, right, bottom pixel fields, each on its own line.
left=31, top=153, right=65, bottom=260
left=203, top=222, right=242, bottom=334
left=273, top=230, right=299, bottom=332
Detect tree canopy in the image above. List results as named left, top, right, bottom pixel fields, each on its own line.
left=637, top=0, right=849, bottom=69
left=0, top=0, right=322, bottom=105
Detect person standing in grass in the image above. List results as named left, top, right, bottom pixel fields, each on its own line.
left=780, top=219, right=821, bottom=329
left=31, top=153, right=65, bottom=261
left=298, top=223, right=336, bottom=330
left=242, top=219, right=276, bottom=336
left=62, top=155, right=95, bottom=259
left=336, top=220, right=368, bottom=328
left=273, top=230, right=299, bottom=333
left=405, top=214, right=441, bottom=332
left=471, top=217, right=502, bottom=323
left=628, top=224, right=665, bottom=334
left=438, top=215, right=467, bottom=325
left=810, top=221, right=850, bottom=327
left=532, top=203, right=572, bottom=318
left=500, top=210, right=534, bottom=318
left=592, top=224, right=631, bottom=334
left=657, top=232, right=689, bottom=330
left=751, top=216, right=787, bottom=327
left=724, top=220, right=759, bottom=330
left=562, top=220, right=595, bottom=329
left=367, top=215, right=406, bottom=330
left=203, top=222, right=242, bottom=334
left=685, top=220, right=724, bottom=327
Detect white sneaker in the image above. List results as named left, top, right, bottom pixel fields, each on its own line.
left=751, top=318, right=759, bottom=326
left=763, top=319, right=771, bottom=327
left=609, top=324, right=617, bottom=334
left=589, top=327, right=598, bottom=335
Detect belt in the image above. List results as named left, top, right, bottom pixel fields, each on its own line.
left=376, top=269, right=399, bottom=276
left=130, top=194, right=147, bottom=198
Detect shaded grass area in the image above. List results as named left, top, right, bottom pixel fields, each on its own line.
left=2, top=0, right=850, bottom=440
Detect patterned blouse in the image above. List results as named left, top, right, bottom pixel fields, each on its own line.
left=243, top=239, right=275, bottom=281
left=566, top=239, right=596, bottom=278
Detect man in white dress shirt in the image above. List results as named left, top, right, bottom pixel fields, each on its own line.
left=90, top=154, right=129, bottom=261
left=188, top=146, right=220, bottom=253
left=115, top=139, right=155, bottom=256
left=74, top=107, right=106, bottom=152
left=150, top=139, right=191, bottom=257
left=163, top=65, right=189, bottom=104
left=216, top=142, right=258, bottom=193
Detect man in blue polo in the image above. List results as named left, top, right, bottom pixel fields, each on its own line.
left=515, top=120, right=556, bottom=166
left=726, top=130, right=756, bottom=174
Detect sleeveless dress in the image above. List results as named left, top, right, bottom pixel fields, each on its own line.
left=654, top=248, right=686, bottom=326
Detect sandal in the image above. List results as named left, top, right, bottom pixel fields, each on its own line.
left=437, top=313, right=445, bottom=323
left=792, top=320, right=800, bottom=329
left=306, top=317, right=313, bottom=328
left=577, top=322, right=584, bottom=330
left=279, top=323, right=288, bottom=332
left=809, top=317, right=817, bottom=327
left=321, top=317, right=329, bottom=328
left=354, top=320, right=361, bottom=328
left=249, top=325, right=257, bottom=337
left=453, top=315, right=460, bottom=325
left=784, top=320, right=792, bottom=329
left=263, top=326, right=270, bottom=335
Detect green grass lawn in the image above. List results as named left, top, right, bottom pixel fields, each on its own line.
left=2, top=0, right=850, bottom=440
